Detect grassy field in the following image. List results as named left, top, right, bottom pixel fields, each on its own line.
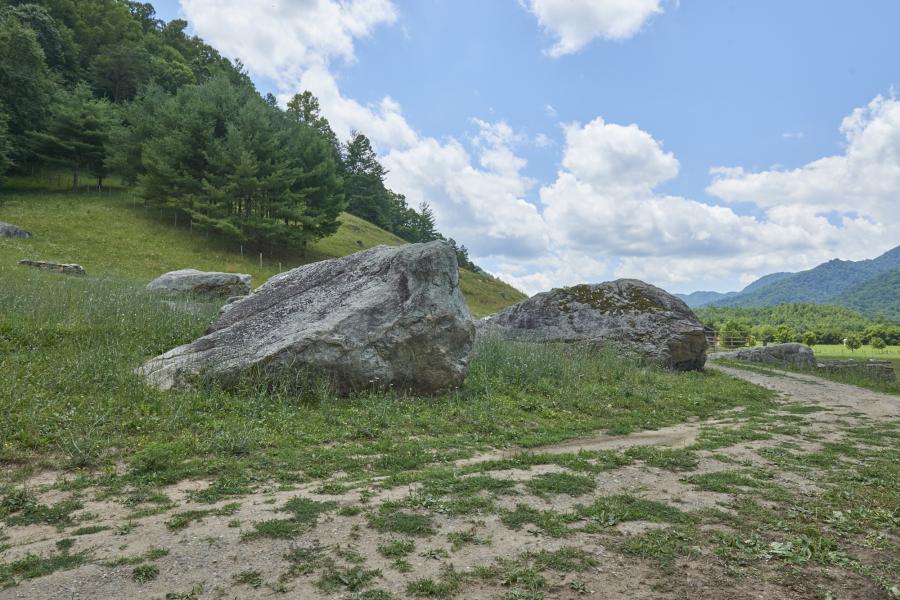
left=2, top=181, right=898, bottom=598
left=1, top=265, right=897, bottom=597
left=0, top=265, right=771, bottom=480
left=812, top=344, right=900, bottom=367
left=0, top=183, right=525, bottom=317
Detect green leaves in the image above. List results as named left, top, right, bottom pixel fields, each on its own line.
left=136, top=77, right=344, bottom=250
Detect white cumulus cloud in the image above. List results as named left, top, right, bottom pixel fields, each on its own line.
left=708, top=94, right=900, bottom=228
left=523, top=0, right=665, bottom=57
left=383, top=121, right=549, bottom=260
left=181, top=0, right=413, bottom=150
left=511, top=100, right=899, bottom=294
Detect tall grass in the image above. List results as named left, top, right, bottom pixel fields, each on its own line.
left=0, top=266, right=773, bottom=486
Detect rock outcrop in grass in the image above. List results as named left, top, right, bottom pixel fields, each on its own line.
left=139, top=241, right=475, bottom=395
left=146, top=269, right=251, bottom=299
left=478, top=279, right=707, bottom=371
left=17, top=259, right=85, bottom=275
left=0, top=222, right=32, bottom=238
left=713, top=342, right=816, bottom=369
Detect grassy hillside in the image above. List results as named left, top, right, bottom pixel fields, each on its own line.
left=0, top=184, right=526, bottom=316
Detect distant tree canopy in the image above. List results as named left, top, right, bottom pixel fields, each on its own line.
left=697, top=303, right=900, bottom=346
left=0, top=0, right=483, bottom=267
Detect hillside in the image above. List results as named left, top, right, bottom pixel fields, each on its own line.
left=740, top=271, right=793, bottom=293
left=706, top=245, right=900, bottom=316
left=675, top=290, right=736, bottom=308
left=0, top=184, right=526, bottom=317
left=835, top=269, right=900, bottom=322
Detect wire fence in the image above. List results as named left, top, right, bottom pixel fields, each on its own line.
left=704, top=331, right=757, bottom=353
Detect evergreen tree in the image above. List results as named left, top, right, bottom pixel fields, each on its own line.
left=0, top=110, right=12, bottom=184
left=137, top=77, right=344, bottom=248
left=0, top=14, right=57, bottom=164
left=343, top=132, right=395, bottom=228
left=286, top=91, right=341, bottom=165
left=91, top=43, right=151, bottom=102
left=30, top=84, right=116, bottom=190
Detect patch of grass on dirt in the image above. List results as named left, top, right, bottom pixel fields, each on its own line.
left=0, top=488, right=83, bottom=529
left=166, top=503, right=239, bottom=531
left=447, top=527, right=487, bottom=551
left=685, top=470, right=772, bottom=494
left=104, top=547, right=169, bottom=567
left=368, top=505, right=435, bottom=536
left=233, top=569, right=263, bottom=588
left=578, top=495, right=693, bottom=528
left=71, top=525, right=109, bottom=536
left=283, top=497, right=337, bottom=525
left=0, top=548, right=87, bottom=588
left=691, top=426, right=771, bottom=450
left=625, top=446, right=699, bottom=471
left=246, top=519, right=300, bottom=540
left=525, top=472, right=596, bottom=497
left=405, top=565, right=462, bottom=598
left=378, top=538, right=415, bottom=559
left=524, top=547, right=597, bottom=572
left=132, top=564, right=160, bottom=584
left=500, top=504, right=578, bottom=537
left=282, top=543, right=328, bottom=578
left=621, top=525, right=699, bottom=566
left=317, top=564, right=382, bottom=593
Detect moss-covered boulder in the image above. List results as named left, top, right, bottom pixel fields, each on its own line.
left=478, top=279, right=707, bottom=371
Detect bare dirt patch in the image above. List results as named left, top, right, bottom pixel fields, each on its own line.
left=2, top=366, right=898, bottom=599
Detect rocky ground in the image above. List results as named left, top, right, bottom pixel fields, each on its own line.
left=1, top=365, right=897, bottom=599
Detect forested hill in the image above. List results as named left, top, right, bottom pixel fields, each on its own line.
left=834, top=269, right=900, bottom=322
left=677, top=246, right=900, bottom=320
left=675, top=290, right=736, bottom=308
left=0, top=0, right=487, bottom=274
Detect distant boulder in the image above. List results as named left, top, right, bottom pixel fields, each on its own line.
left=18, top=259, right=85, bottom=276
left=139, top=241, right=475, bottom=395
left=0, top=222, right=33, bottom=238
left=146, top=269, right=251, bottom=299
left=712, top=342, right=816, bottom=370
left=478, top=279, right=708, bottom=371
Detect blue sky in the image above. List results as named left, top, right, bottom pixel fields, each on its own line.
left=153, top=0, right=900, bottom=295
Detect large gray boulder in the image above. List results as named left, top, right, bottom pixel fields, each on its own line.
left=139, top=241, right=475, bottom=395
left=712, top=342, right=816, bottom=369
left=0, top=222, right=32, bottom=238
left=18, top=259, right=85, bottom=276
left=146, top=269, right=251, bottom=299
left=478, top=279, right=707, bottom=371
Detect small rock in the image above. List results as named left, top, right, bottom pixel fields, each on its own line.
left=0, top=222, right=33, bottom=238
left=146, top=269, right=251, bottom=299
left=712, top=342, right=816, bottom=369
left=18, top=259, right=85, bottom=276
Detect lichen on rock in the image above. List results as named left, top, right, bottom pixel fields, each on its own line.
left=479, top=279, right=707, bottom=371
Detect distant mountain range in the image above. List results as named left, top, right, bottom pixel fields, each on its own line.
left=676, top=245, right=900, bottom=321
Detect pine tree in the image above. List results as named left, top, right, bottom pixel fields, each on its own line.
left=0, top=15, right=57, bottom=164
left=286, top=91, right=341, bottom=165
left=0, top=110, right=12, bottom=184
left=30, top=84, right=116, bottom=190
left=138, top=77, right=344, bottom=249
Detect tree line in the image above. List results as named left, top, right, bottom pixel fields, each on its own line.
left=696, top=303, right=900, bottom=348
left=0, top=0, right=479, bottom=268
